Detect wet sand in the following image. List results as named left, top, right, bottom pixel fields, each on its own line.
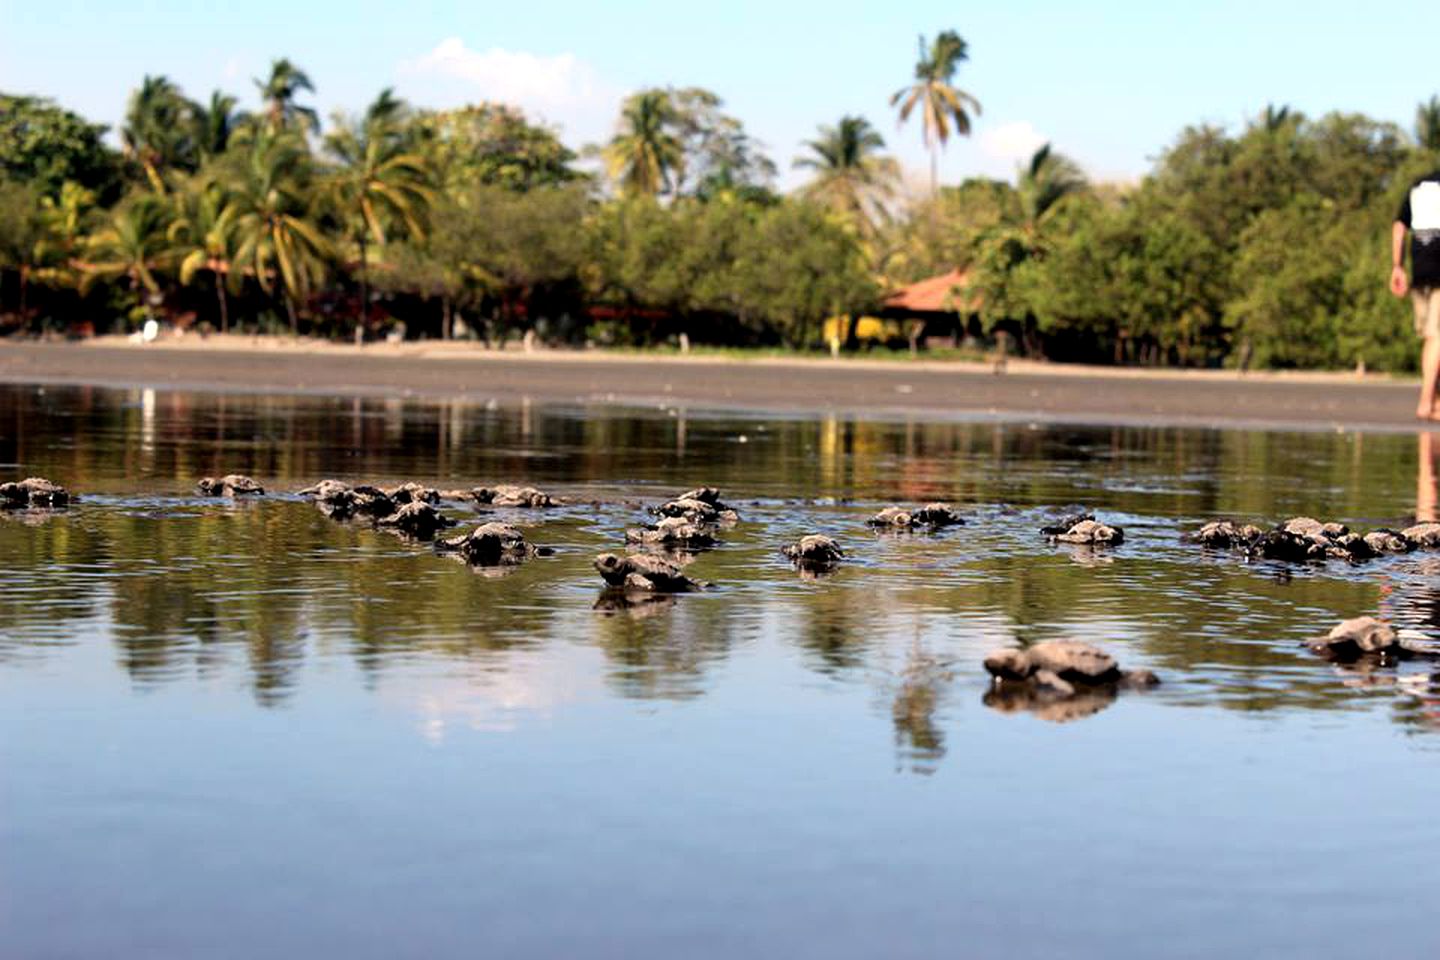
left=0, top=338, right=1427, bottom=432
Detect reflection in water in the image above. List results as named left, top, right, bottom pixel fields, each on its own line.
left=984, top=679, right=1119, bottom=723
left=3, top=383, right=1440, bottom=732
left=888, top=641, right=955, bottom=774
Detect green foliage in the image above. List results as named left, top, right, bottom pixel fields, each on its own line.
left=0, top=94, right=120, bottom=199
left=122, top=75, right=203, bottom=189
left=409, top=104, right=579, bottom=193
left=603, top=89, right=686, bottom=198
left=794, top=115, right=899, bottom=237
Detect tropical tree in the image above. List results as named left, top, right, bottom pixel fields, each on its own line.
left=255, top=58, right=318, bottom=134
left=1417, top=95, right=1440, bottom=153
left=890, top=30, right=982, bottom=193
left=793, top=115, right=899, bottom=235
left=0, top=179, right=47, bottom=321
left=407, top=104, right=580, bottom=193
left=969, top=143, right=1088, bottom=353
left=603, top=89, right=685, bottom=198
left=324, top=89, right=434, bottom=334
left=122, top=76, right=200, bottom=191
left=0, top=94, right=121, bottom=200
left=172, top=178, right=240, bottom=332
left=222, top=131, right=329, bottom=332
left=82, top=193, right=176, bottom=324
left=194, top=90, right=242, bottom=158
left=1260, top=102, right=1298, bottom=132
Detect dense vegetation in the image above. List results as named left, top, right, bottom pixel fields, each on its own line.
left=1, top=44, right=1438, bottom=369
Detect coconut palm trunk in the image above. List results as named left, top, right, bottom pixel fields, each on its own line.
left=356, top=229, right=368, bottom=342
left=215, top=273, right=230, bottom=334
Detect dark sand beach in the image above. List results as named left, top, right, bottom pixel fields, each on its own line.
left=0, top=337, right=1426, bottom=431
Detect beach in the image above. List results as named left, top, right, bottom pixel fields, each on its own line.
left=0, top=336, right=1425, bottom=432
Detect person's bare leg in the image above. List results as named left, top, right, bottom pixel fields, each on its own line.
left=1419, top=333, right=1440, bottom=419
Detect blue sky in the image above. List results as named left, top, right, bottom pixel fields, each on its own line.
left=1, top=0, right=1435, bottom=192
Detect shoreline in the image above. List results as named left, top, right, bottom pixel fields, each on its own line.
left=0, top=337, right=1429, bottom=433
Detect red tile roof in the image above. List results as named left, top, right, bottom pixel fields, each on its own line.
left=883, top=268, right=975, bottom=313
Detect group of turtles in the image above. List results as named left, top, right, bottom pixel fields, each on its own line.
left=9, top=471, right=1440, bottom=716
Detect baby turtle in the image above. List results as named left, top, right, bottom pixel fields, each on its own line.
left=869, top=503, right=966, bottom=530
left=437, top=521, right=538, bottom=565
left=473, top=485, right=556, bottom=508
left=375, top=501, right=456, bottom=539
left=782, top=534, right=846, bottom=569
left=1039, top=511, right=1094, bottom=536
left=625, top=516, right=719, bottom=550
left=867, top=506, right=915, bottom=528
left=1193, top=520, right=1263, bottom=549
left=1249, top=528, right=1327, bottom=562
left=0, top=477, right=71, bottom=508
left=1306, top=616, right=1413, bottom=663
left=1364, top=529, right=1415, bottom=554
left=594, top=553, right=705, bottom=593
left=652, top=486, right=740, bottom=524
left=1052, top=518, right=1124, bottom=546
left=196, top=474, right=265, bottom=497
left=383, top=482, right=440, bottom=505
left=298, top=480, right=396, bottom=519
left=1322, top=532, right=1376, bottom=562
left=983, top=640, right=1159, bottom=711
left=912, top=502, right=965, bottom=527
left=1401, top=522, right=1440, bottom=549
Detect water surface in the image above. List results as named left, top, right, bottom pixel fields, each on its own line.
left=3, top=384, right=1439, bottom=959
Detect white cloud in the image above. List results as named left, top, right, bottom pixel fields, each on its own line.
left=405, top=37, right=597, bottom=108
left=978, top=120, right=1048, bottom=166
left=397, top=37, right=619, bottom=146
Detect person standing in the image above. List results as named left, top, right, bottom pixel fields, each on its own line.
left=1393, top=168, right=1440, bottom=419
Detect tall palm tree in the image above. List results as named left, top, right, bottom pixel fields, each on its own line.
left=602, top=89, right=685, bottom=198
left=1418, top=95, right=1440, bottom=153
left=255, top=58, right=318, bottom=134
left=122, top=75, right=199, bottom=191
left=172, top=178, right=240, bottom=333
left=82, top=194, right=176, bottom=322
left=325, top=89, right=434, bottom=335
left=890, top=30, right=982, bottom=194
left=793, top=115, right=899, bottom=234
left=223, top=130, right=330, bottom=333
left=194, top=90, right=242, bottom=158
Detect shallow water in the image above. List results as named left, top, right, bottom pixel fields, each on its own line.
left=3, top=383, right=1440, bottom=958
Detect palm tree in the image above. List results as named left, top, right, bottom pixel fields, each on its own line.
left=972, top=143, right=1087, bottom=355
left=1261, top=102, right=1295, bottom=132
left=255, top=58, right=318, bottom=134
left=82, top=194, right=176, bottom=323
left=194, top=90, right=242, bottom=158
left=172, top=178, right=240, bottom=333
left=602, top=89, right=685, bottom=198
left=223, top=130, right=330, bottom=333
left=890, top=30, right=982, bottom=194
left=1014, top=143, right=1087, bottom=232
left=122, top=75, right=199, bottom=191
left=325, top=89, right=434, bottom=336
left=793, top=115, right=899, bottom=234
left=1418, top=96, right=1440, bottom=153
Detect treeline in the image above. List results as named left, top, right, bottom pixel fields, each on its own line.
left=0, top=49, right=1438, bottom=369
